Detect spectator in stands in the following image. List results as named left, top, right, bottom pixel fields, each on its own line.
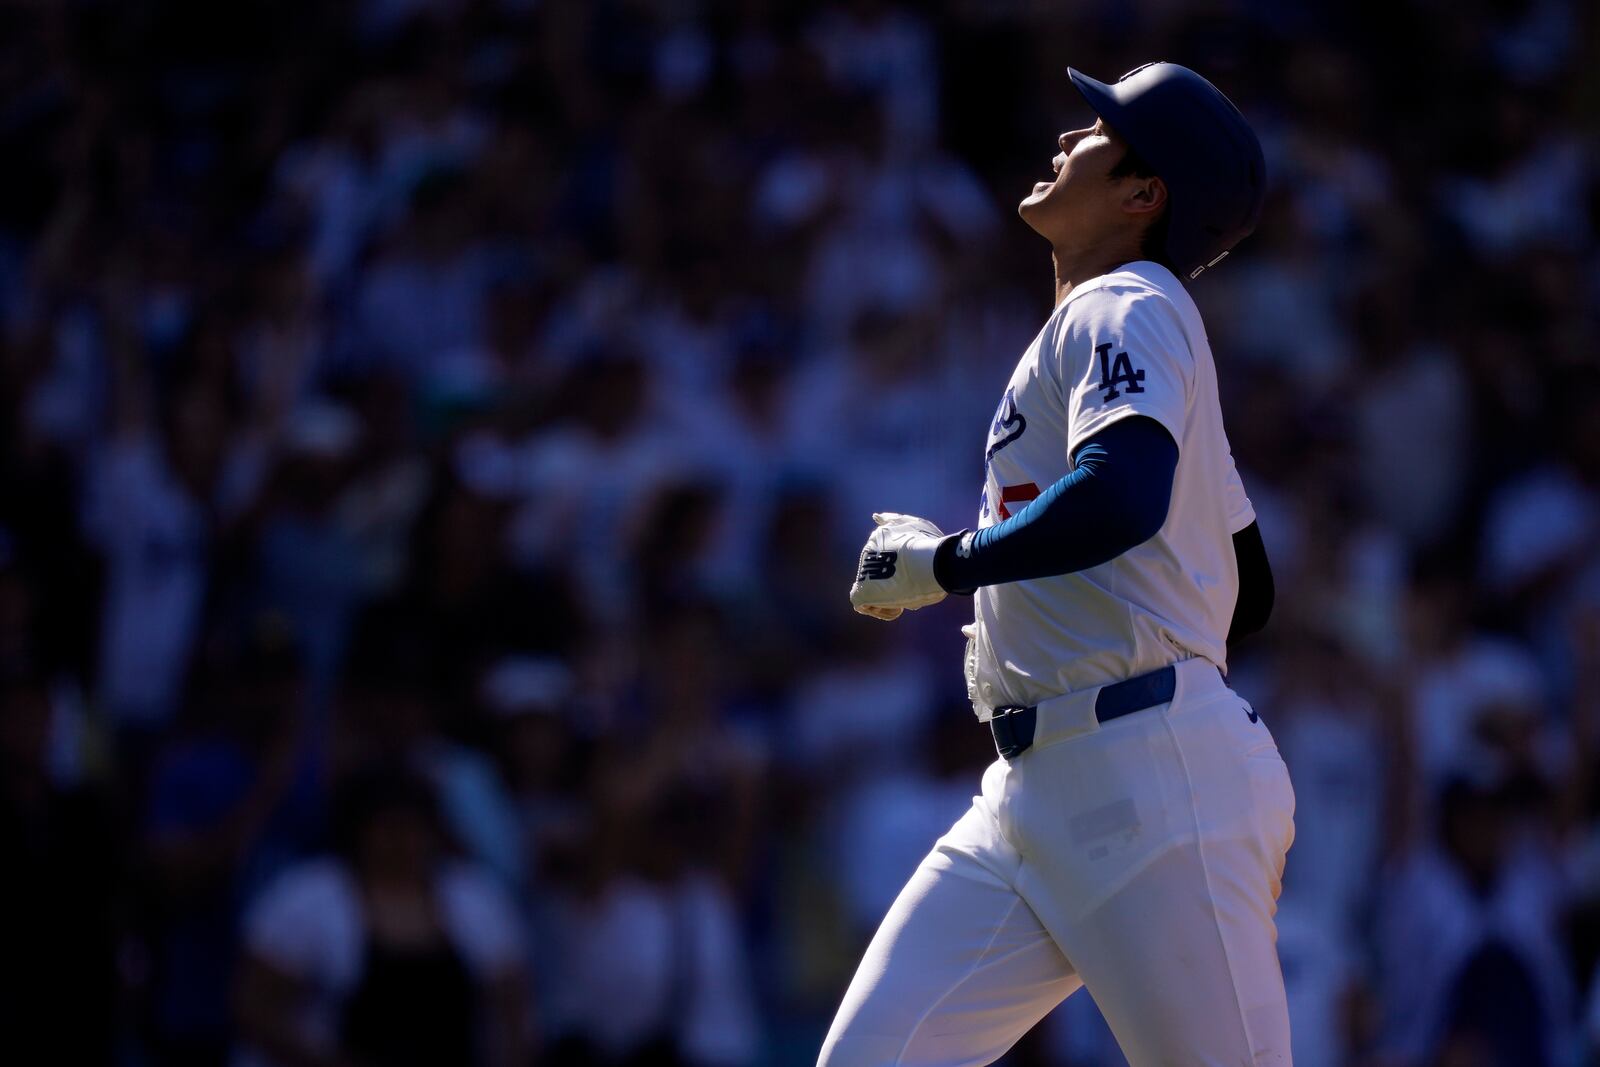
left=140, top=623, right=315, bottom=1064
left=235, top=766, right=530, bottom=1067
left=1376, top=776, right=1572, bottom=1066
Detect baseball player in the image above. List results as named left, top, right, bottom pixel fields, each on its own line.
left=827, top=63, right=1291, bottom=1065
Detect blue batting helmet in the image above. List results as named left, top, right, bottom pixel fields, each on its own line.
left=1068, top=62, right=1266, bottom=280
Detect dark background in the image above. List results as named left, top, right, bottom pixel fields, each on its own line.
left=1, top=1, right=1598, bottom=1065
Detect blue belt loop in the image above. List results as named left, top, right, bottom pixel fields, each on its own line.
left=1094, top=663, right=1176, bottom=723
left=989, top=663, right=1177, bottom=761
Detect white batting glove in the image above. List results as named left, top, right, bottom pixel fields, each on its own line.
left=849, top=512, right=949, bottom=619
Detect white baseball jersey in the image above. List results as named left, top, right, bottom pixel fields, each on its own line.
left=966, top=260, right=1253, bottom=718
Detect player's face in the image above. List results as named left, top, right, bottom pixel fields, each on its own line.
left=1017, top=117, right=1130, bottom=245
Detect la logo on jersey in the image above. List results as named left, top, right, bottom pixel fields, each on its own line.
left=1094, top=342, right=1145, bottom=401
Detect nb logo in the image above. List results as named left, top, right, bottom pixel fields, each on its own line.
left=1094, top=342, right=1145, bottom=401
left=857, top=550, right=898, bottom=581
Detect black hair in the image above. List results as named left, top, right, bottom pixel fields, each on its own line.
left=1107, top=146, right=1174, bottom=269
left=330, top=763, right=442, bottom=859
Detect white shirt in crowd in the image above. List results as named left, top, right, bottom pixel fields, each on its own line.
left=1375, top=842, right=1572, bottom=1063
left=544, top=874, right=759, bottom=1066
left=236, top=858, right=525, bottom=1067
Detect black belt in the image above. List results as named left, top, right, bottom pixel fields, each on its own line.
left=989, top=664, right=1177, bottom=760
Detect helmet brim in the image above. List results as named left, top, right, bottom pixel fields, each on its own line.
left=1067, top=67, right=1151, bottom=165
left=1067, top=68, right=1123, bottom=123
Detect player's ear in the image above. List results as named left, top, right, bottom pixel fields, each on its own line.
left=1122, top=175, right=1167, bottom=219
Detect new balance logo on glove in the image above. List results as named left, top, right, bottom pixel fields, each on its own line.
left=857, top=551, right=898, bottom=581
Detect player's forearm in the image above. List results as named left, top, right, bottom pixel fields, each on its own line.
left=935, top=416, right=1178, bottom=592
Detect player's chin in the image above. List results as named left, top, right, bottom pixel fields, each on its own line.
left=1017, top=182, right=1060, bottom=231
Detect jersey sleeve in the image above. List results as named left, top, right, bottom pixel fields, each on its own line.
left=1054, top=286, right=1193, bottom=457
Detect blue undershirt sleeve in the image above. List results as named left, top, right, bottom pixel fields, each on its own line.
left=934, top=415, right=1179, bottom=592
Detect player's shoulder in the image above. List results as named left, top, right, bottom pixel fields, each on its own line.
left=1046, top=261, right=1197, bottom=361
left=1056, top=261, right=1189, bottom=326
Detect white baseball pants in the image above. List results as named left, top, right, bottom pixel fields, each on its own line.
left=818, top=658, right=1296, bottom=1066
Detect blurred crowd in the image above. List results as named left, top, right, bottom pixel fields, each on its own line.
left=0, top=0, right=1598, bottom=1065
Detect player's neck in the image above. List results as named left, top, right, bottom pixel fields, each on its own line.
left=1050, top=240, right=1143, bottom=304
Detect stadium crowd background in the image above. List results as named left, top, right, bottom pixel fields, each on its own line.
left=1, top=0, right=1598, bottom=1064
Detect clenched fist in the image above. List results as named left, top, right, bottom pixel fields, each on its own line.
left=849, top=512, right=953, bottom=620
